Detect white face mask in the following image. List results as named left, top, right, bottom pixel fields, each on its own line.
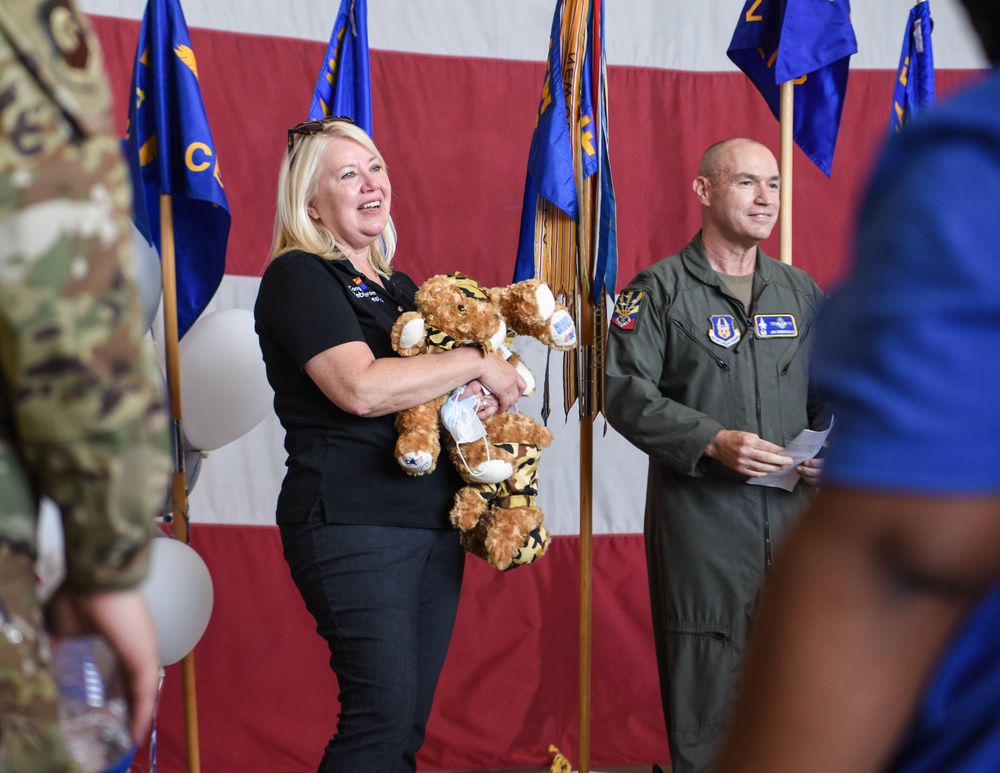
left=440, top=387, right=516, bottom=484
left=440, top=388, right=488, bottom=445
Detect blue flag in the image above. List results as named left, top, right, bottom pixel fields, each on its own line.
left=514, top=0, right=618, bottom=417
left=591, top=9, right=617, bottom=303
left=890, top=1, right=935, bottom=135
left=520, top=3, right=578, bottom=232
left=122, top=0, right=230, bottom=339
left=727, top=0, right=858, bottom=176
left=308, top=0, right=372, bottom=137
left=514, top=0, right=611, bottom=286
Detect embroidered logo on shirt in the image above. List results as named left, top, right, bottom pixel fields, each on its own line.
left=708, top=315, right=741, bottom=347
left=612, top=290, right=644, bottom=331
left=349, top=276, right=384, bottom=303
left=754, top=314, right=798, bottom=338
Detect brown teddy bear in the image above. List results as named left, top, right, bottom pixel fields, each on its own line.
left=449, top=408, right=555, bottom=570
left=390, top=272, right=576, bottom=569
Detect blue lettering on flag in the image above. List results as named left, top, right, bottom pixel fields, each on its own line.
left=889, top=1, right=935, bottom=135
left=727, top=0, right=858, bottom=177
left=308, top=0, right=372, bottom=136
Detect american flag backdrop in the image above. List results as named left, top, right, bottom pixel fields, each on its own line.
left=80, top=1, right=985, bottom=770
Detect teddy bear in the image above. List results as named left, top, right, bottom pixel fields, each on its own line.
left=449, top=407, right=555, bottom=570
left=390, top=271, right=576, bottom=569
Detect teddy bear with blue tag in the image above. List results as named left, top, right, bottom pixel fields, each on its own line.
left=390, top=272, right=576, bottom=569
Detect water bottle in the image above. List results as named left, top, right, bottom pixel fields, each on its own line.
left=52, top=636, right=137, bottom=773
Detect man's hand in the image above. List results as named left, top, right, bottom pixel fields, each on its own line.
left=704, top=429, right=793, bottom=477
left=797, top=456, right=824, bottom=486
left=46, top=587, right=160, bottom=743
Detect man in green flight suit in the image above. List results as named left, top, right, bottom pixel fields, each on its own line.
left=605, top=138, right=827, bottom=773
left=0, top=1, right=170, bottom=769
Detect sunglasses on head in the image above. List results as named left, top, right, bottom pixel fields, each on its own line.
left=286, top=115, right=356, bottom=155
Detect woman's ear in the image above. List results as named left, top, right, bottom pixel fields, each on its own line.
left=306, top=202, right=319, bottom=220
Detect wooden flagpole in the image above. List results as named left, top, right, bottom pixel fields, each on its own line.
left=779, top=81, right=794, bottom=265
left=578, top=300, right=594, bottom=773
left=576, top=2, right=604, bottom=770
left=159, top=193, right=203, bottom=773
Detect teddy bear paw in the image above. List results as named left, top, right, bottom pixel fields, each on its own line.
left=398, top=317, right=427, bottom=350
left=453, top=510, right=481, bottom=532
left=398, top=450, right=435, bottom=475
left=533, top=282, right=557, bottom=319
left=466, top=459, right=514, bottom=484
left=548, top=309, right=577, bottom=348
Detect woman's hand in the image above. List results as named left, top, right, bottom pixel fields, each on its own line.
left=459, top=380, right=500, bottom=419
left=477, top=354, right=526, bottom=412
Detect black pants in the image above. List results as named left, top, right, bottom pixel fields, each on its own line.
left=279, top=518, right=465, bottom=773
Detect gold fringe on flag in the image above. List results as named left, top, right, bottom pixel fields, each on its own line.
left=528, top=0, right=598, bottom=418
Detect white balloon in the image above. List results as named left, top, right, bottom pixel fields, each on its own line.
left=140, top=538, right=214, bottom=666
left=178, top=309, right=273, bottom=451
left=129, top=225, right=162, bottom=332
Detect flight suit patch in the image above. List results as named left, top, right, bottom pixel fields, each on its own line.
left=612, top=289, right=644, bottom=331
left=754, top=314, right=798, bottom=338
left=708, top=315, right=741, bottom=347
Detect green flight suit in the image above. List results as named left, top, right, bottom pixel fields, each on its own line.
left=605, top=233, right=826, bottom=773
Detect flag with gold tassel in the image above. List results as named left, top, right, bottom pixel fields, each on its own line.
left=517, top=4, right=615, bottom=770
left=514, top=0, right=617, bottom=420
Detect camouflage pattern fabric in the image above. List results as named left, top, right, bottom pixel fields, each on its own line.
left=0, top=547, right=73, bottom=772
left=0, top=1, right=171, bottom=767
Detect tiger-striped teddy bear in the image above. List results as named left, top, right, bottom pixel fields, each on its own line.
left=390, top=271, right=576, bottom=569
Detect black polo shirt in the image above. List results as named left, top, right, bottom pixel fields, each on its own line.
left=254, top=250, right=462, bottom=527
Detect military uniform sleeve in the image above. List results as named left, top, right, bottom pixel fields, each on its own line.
left=0, top=10, right=170, bottom=592
left=604, top=275, right=725, bottom=476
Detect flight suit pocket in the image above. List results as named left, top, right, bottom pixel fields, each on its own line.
left=665, top=622, right=740, bottom=738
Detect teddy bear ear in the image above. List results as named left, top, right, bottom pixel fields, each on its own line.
left=416, top=274, right=451, bottom=303
left=450, top=272, right=490, bottom=301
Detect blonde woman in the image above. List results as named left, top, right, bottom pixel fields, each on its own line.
left=254, top=118, right=523, bottom=772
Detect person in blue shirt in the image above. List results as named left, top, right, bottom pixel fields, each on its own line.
left=714, top=1, right=1000, bottom=771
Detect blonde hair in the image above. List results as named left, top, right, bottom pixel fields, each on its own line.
left=269, top=120, right=397, bottom=275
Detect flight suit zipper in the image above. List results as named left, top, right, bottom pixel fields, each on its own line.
left=747, top=313, right=774, bottom=575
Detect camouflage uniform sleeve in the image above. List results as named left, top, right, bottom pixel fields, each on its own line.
left=0, top=1, right=170, bottom=592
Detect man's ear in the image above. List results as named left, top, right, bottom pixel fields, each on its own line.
left=693, top=175, right=712, bottom=205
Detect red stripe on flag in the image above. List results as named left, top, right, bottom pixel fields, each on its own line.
left=93, top=15, right=979, bottom=293
left=143, top=526, right=665, bottom=771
